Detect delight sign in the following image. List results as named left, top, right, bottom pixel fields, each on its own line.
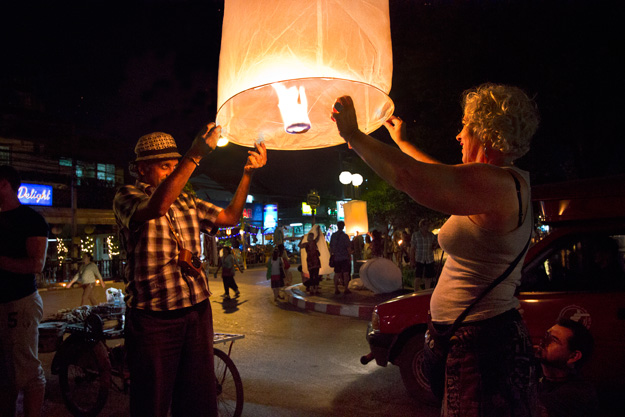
left=18, top=184, right=52, bottom=206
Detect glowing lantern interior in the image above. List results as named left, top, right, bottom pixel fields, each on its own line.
left=343, top=200, right=368, bottom=236
left=216, top=0, right=394, bottom=150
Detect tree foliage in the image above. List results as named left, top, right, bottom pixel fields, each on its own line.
left=360, top=176, right=447, bottom=233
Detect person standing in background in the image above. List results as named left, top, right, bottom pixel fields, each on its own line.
left=351, top=231, right=365, bottom=276
left=410, top=219, right=438, bottom=290
left=267, top=247, right=285, bottom=301
left=279, top=245, right=292, bottom=287
left=0, top=165, right=49, bottom=417
left=363, top=234, right=373, bottom=260
left=330, top=221, right=352, bottom=295
left=274, top=224, right=284, bottom=254
left=299, top=231, right=322, bottom=295
left=383, top=230, right=394, bottom=260
left=220, top=247, right=240, bottom=300
left=370, top=230, right=384, bottom=258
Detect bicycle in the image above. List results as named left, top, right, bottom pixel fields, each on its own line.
left=49, top=305, right=244, bottom=417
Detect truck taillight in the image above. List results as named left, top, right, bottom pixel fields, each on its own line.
left=371, top=311, right=380, bottom=331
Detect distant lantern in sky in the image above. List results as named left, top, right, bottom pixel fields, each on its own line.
left=216, top=0, right=394, bottom=150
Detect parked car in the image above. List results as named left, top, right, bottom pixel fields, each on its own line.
left=361, top=175, right=625, bottom=407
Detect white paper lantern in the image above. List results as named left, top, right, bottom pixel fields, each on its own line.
left=343, top=200, right=368, bottom=236
left=299, top=225, right=333, bottom=277
left=216, top=0, right=394, bottom=150
left=359, top=257, right=402, bottom=294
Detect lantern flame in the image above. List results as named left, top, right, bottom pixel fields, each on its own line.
left=272, top=84, right=311, bottom=134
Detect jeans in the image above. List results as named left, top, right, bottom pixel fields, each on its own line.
left=125, top=300, right=217, bottom=417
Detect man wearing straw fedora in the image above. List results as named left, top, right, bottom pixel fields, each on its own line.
left=113, top=123, right=266, bottom=417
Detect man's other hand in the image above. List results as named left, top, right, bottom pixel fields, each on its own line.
left=244, top=141, right=267, bottom=173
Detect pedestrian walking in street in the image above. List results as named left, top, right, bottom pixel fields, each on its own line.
left=67, top=253, right=107, bottom=305
left=113, top=124, right=266, bottom=417
left=0, top=165, right=49, bottom=417
left=220, top=247, right=240, bottom=300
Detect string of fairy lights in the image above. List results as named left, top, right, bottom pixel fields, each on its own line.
left=55, top=235, right=120, bottom=259
left=214, top=224, right=264, bottom=242
left=106, top=235, right=120, bottom=256
left=53, top=224, right=267, bottom=259
left=56, top=239, right=68, bottom=261
left=81, top=236, right=95, bottom=254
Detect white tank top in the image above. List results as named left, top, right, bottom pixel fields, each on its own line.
left=430, top=168, right=531, bottom=324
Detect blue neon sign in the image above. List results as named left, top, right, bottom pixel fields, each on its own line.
left=18, top=184, right=53, bottom=206
left=263, top=204, right=278, bottom=232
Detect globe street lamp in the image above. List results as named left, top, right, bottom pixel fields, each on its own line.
left=339, top=171, right=353, bottom=186
left=339, top=171, right=363, bottom=199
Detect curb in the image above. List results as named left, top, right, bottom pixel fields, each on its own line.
left=283, top=285, right=374, bottom=320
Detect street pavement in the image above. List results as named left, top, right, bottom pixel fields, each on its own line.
left=32, top=266, right=440, bottom=417
left=37, top=265, right=413, bottom=321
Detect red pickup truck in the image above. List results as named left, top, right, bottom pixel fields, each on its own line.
left=361, top=176, right=625, bottom=406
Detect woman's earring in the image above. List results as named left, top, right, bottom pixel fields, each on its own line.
left=483, top=145, right=489, bottom=162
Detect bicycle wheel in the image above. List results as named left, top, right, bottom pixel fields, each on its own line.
left=214, top=347, right=244, bottom=417
left=59, top=341, right=112, bottom=417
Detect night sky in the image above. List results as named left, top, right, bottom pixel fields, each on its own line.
left=2, top=0, right=624, bottom=201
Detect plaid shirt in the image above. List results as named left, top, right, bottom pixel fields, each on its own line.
left=113, top=181, right=222, bottom=311
left=411, top=231, right=437, bottom=264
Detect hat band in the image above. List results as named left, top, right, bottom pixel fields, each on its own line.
left=136, top=146, right=180, bottom=158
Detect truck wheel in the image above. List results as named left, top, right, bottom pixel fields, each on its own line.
left=396, top=333, right=440, bottom=405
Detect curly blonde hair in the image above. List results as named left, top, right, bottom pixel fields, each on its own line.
left=462, top=83, right=539, bottom=159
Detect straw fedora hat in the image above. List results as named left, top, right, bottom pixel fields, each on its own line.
left=134, top=132, right=182, bottom=162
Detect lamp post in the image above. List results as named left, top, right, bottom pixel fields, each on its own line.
left=339, top=171, right=364, bottom=200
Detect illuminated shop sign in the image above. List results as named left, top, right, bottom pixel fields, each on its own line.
left=18, top=184, right=52, bottom=206
left=302, top=202, right=313, bottom=216
left=252, top=203, right=264, bottom=221
left=263, top=204, right=278, bottom=232
left=336, top=200, right=348, bottom=221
